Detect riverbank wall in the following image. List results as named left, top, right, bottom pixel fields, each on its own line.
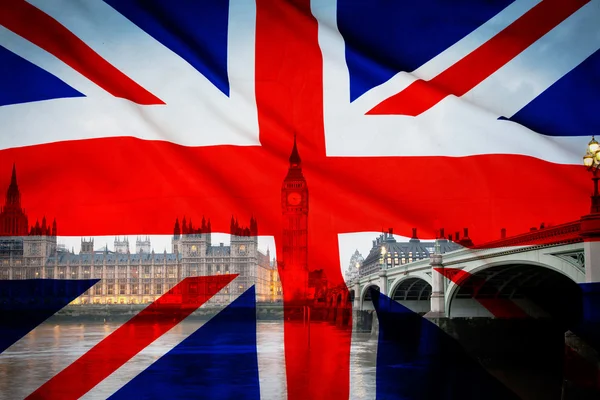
left=53, top=303, right=285, bottom=322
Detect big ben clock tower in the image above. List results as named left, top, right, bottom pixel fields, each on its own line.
left=281, top=134, right=309, bottom=302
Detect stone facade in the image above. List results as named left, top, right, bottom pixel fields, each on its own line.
left=358, top=228, right=463, bottom=277
left=0, top=165, right=281, bottom=305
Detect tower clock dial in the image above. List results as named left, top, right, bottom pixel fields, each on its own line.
left=287, top=192, right=302, bottom=205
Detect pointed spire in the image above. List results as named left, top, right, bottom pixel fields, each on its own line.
left=174, top=218, right=181, bottom=237
left=10, top=163, right=17, bottom=186
left=289, top=132, right=301, bottom=166
left=6, top=163, right=22, bottom=207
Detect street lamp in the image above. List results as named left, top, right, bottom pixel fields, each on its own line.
left=380, top=246, right=386, bottom=270
left=583, top=136, right=600, bottom=214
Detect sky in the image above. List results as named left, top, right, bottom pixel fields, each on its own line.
left=57, top=231, right=414, bottom=278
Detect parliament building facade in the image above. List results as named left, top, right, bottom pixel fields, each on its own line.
left=0, top=165, right=282, bottom=305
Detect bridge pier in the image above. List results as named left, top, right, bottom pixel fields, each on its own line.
left=584, top=240, right=600, bottom=282
left=425, top=251, right=444, bottom=318
left=353, top=309, right=375, bottom=333
left=378, top=271, right=387, bottom=296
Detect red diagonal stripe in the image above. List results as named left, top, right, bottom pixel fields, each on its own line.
left=368, top=0, right=589, bottom=116
left=26, top=275, right=236, bottom=400
left=0, top=0, right=164, bottom=105
left=435, top=267, right=528, bottom=318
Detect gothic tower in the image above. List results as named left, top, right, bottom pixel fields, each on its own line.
left=281, top=134, right=309, bottom=301
left=136, top=236, right=151, bottom=254
left=230, top=215, right=258, bottom=258
left=81, top=238, right=94, bottom=254
left=0, top=164, right=29, bottom=236
left=114, top=236, right=129, bottom=254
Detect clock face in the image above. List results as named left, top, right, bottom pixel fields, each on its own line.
left=287, top=192, right=302, bottom=205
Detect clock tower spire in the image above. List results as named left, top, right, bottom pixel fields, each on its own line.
left=281, top=133, right=309, bottom=302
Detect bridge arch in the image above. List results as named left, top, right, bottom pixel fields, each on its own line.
left=360, top=283, right=380, bottom=311
left=446, top=261, right=583, bottom=323
left=389, top=276, right=432, bottom=314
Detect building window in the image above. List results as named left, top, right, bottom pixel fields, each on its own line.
left=131, top=267, right=139, bottom=279
left=143, top=266, right=151, bottom=279
left=155, top=284, right=162, bottom=295
left=107, top=284, right=114, bottom=295
left=144, top=284, right=150, bottom=294
left=131, top=284, right=138, bottom=295
left=119, top=284, right=126, bottom=295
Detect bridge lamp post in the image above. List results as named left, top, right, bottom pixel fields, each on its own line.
left=380, top=246, right=387, bottom=270
left=583, top=136, right=600, bottom=214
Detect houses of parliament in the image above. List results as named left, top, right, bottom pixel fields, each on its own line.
left=0, top=165, right=282, bottom=305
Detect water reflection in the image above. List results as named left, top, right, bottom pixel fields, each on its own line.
left=0, top=321, right=377, bottom=399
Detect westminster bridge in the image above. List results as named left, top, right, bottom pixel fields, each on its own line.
left=324, top=214, right=599, bottom=324
left=323, top=213, right=600, bottom=398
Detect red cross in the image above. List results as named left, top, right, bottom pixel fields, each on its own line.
left=0, top=1, right=592, bottom=398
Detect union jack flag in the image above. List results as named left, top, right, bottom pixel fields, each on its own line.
left=0, top=0, right=599, bottom=399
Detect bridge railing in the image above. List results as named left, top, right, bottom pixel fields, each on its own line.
left=473, top=221, right=582, bottom=249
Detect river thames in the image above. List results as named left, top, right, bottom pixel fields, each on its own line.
left=0, top=320, right=377, bottom=399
